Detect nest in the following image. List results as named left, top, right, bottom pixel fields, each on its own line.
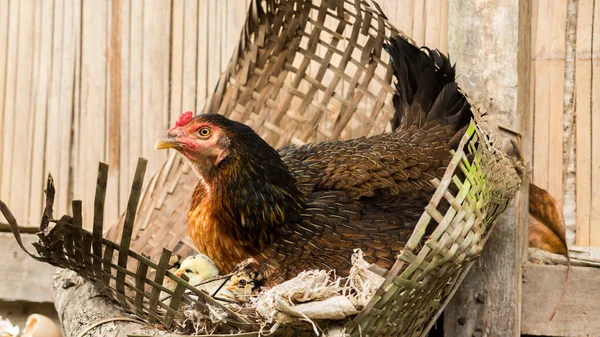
left=0, top=1, right=523, bottom=336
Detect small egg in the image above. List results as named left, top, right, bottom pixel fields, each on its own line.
left=21, top=314, right=62, bottom=337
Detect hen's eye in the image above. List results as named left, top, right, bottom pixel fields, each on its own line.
left=184, top=268, right=192, bottom=273
left=198, top=127, right=211, bottom=138
left=238, top=279, right=247, bottom=286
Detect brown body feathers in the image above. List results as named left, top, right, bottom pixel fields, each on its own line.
left=158, top=37, right=472, bottom=284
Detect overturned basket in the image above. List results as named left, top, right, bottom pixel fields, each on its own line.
left=1, top=1, right=522, bottom=336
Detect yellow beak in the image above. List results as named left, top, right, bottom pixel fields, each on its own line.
left=154, top=136, right=177, bottom=150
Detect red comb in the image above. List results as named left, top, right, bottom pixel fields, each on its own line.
left=175, top=111, right=193, bottom=127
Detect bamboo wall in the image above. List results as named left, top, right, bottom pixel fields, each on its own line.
left=0, top=0, right=597, bottom=246
left=530, top=0, right=600, bottom=245
left=0, top=0, right=447, bottom=228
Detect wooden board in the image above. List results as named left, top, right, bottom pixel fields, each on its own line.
left=590, top=0, right=600, bottom=246
left=141, top=0, right=171, bottom=180
left=125, top=0, right=144, bottom=212
left=118, top=0, right=132, bottom=211
left=9, top=1, right=36, bottom=226
left=1, top=1, right=24, bottom=222
left=0, top=0, right=9, bottom=208
left=196, top=0, right=210, bottom=113
left=182, top=0, right=199, bottom=114
left=575, top=0, right=594, bottom=246
left=107, top=0, right=123, bottom=224
left=28, top=0, right=54, bottom=223
left=44, top=0, right=77, bottom=223
left=170, top=0, right=185, bottom=123
left=394, top=0, right=415, bottom=38
left=424, top=0, right=441, bottom=47
left=522, top=263, right=600, bottom=336
left=532, top=59, right=550, bottom=189
left=548, top=0, right=567, bottom=206
left=76, top=0, right=108, bottom=227
left=444, top=0, right=531, bottom=336
left=531, top=0, right=567, bottom=204
left=0, top=232, right=56, bottom=302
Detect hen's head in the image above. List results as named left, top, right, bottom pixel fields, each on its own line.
left=155, top=112, right=252, bottom=178
left=155, top=112, right=305, bottom=238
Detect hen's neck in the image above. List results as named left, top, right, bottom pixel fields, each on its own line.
left=188, top=149, right=305, bottom=250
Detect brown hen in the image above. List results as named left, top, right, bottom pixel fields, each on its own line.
left=154, top=37, right=472, bottom=284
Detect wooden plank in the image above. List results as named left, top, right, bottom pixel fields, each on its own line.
left=590, top=0, right=600, bottom=245
left=424, top=0, right=441, bottom=48
left=170, top=0, right=184, bottom=121
left=574, top=0, right=593, bottom=246
left=531, top=0, right=567, bottom=197
left=546, top=59, right=564, bottom=201
left=527, top=0, right=538, bottom=185
left=522, top=263, right=600, bottom=336
left=411, top=0, right=425, bottom=45
left=549, top=0, right=567, bottom=59
left=532, top=59, right=550, bottom=189
left=529, top=59, right=535, bottom=163
left=207, top=0, right=221, bottom=94
left=26, top=0, right=42, bottom=222
left=439, top=0, right=449, bottom=53
left=44, top=0, right=64, bottom=218
left=221, top=0, right=246, bottom=76
left=196, top=0, right=209, bottom=112
left=531, top=0, right=539, bottom=57
left=546, top=0, right=567, bottom=205
left=534, top=0, right=553, bottom=59
left=444, top=0, right=531, bottom=335
left=77, top=0, right=108, bottom=228
left=118, top=0, right=132, bottom=211
left=45, top=0, right=80, bottom=219
left=28, top=0, right=54, bottom=223
left=376, top=0, right=398, bottom=30
left=6, top=0, right=35, bottom=223
left=395, top=0, right=414, bottom=37
left=575, top=60, right=592, bottom=246
left=69, top=0, right=82, bottom=216
left=126, top=0, right=144, bottom=208
left=142, top=0, right=171, bottom=177
left=221, top=0, right=230, bottom=71
left=182, top=0, right=199, bottom=113
left=0, top=232, right=56, bottom=302
left=0, top=0, right=10, bottom=211
left=106, top=0, right=123, bottom=219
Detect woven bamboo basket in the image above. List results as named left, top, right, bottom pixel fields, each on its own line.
left=1, top=0, right=523, bottom=336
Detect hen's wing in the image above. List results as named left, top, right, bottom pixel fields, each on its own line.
left=256, top=191, right=414, bottom=283
left=279, top=36, right=470, bottom=207
left=261, top=37, right=472, bottom=282
left=281, top=124, right=454, bottom=200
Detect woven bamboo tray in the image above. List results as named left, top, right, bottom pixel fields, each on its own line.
left=0, top=0, right=523, bottom=336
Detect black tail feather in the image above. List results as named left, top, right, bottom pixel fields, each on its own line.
left=384, top=36, right=471, bottom=134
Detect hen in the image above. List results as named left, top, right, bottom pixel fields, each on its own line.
left=154, top=37, right=472, bottom=284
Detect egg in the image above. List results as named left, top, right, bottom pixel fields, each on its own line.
left=21, top=314, right=62, bottom=337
